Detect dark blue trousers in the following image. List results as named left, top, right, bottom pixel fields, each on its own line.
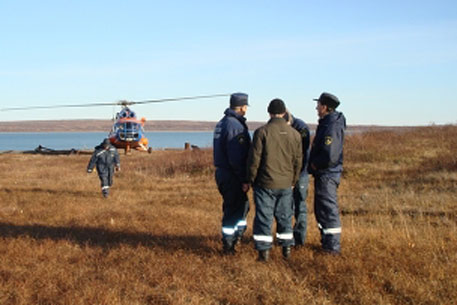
left=215, top=169, right=249, bottom=246
left=98, top=170, right=114, bottom=188
left=314, top=173, right=341, bottom=253
left=98, top=169, right=114, bottom=196
left=253, top=186, right=294, bottom=251
left=293, top=173, right=309, bottom=245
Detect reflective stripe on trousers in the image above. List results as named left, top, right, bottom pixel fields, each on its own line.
left=222, top=219, right=247, bottom=236
left=276, top=232, right=294, bottom=240
left=253, top=186, right=294, bottom=251
left=253, top=235, right=273, bottom=243
left=318, top=223, right=342, bottom=235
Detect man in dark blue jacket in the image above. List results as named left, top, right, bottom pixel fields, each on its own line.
left=87, top=138, right=121, bottom=198
left=285, top=111, right=311, bottom=247
left=309, top=92, right=346, bottom=254
left=213, top=93, right=251, bottom=254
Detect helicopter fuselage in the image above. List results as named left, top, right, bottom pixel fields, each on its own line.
left=108, top=107, right=149, bottom=153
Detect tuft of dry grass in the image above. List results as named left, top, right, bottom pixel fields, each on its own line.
left=0, top=125, right=456, bottom=304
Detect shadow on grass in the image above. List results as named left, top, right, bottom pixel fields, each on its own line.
left=1, top=187, right=95, bottom=198
left=0, top=222, right=218, bottom=256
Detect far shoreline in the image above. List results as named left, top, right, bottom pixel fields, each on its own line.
left=0, top=119, right=433, bottom=133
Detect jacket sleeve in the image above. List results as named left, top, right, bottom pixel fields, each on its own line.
left=114, top=149, right=120, bottom=167
left=247, top=129, right=263, bottom=185
left=301, top=127, right=310, bottom=168
left=293, top=133, right=303, bottom=185
left=311, top=123, right=342, bottom=170
left=87, top=150, right=98, bottom=171
left=293, top=119, right=310, bottom=172
left=226, top=126, right=250, bottom=182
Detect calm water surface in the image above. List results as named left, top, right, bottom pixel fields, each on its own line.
left=0, top=132, right=215, bottom=151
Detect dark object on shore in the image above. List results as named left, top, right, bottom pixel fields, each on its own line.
left=26, top=145, right=93, bottom=155
left=184, top=142, right=200, bottom=151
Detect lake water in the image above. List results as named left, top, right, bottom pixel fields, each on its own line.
left=0, top=132, right=215, bottom=151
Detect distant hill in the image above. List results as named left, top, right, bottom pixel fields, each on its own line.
left=0, top=119, right=403, bottom=133
left=0, top=119, right=266, bottom=132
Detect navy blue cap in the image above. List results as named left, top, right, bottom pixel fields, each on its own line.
left=230, top=93, right=249, bottom=107
left=314, top=92, right=340, bottom=109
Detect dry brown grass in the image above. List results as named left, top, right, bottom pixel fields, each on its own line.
left=0, top=125, right=456, bottom=305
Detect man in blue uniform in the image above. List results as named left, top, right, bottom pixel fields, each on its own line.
left=309, top=92, right=346, bottom=254
left=87, top=138, right=121, bottom=198
left=285, top=111, right=311, bottom=247
left=213, top=93, right=251, bottom=254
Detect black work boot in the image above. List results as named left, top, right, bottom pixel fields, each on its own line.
left=222, top=241, right=235, bottom=255
left=294, top=232, right=305, bottom=248
left=235, top=234, right=242, bottom=245
left=282, top=246, right=291, bottom=259
left=258, top=249, right=270, bottom=262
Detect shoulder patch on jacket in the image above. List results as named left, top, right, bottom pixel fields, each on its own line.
left=237, top=134, right=247, bottom=145
left=324, top=136, right=333, bottom=145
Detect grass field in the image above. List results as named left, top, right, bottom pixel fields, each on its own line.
left=0, top=125, right=456, bottom=304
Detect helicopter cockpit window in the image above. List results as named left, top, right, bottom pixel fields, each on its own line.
left=115, top=121, right=141, bottom=141
left=118, top=109, right=136, bottom=119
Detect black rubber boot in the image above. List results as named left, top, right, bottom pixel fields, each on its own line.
left=258, top=249, right=270, bottom=262
left=282, top=246, right=291, bottom=259
left=222, top=241, right=235, bottom=255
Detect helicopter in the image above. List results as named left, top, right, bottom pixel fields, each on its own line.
left=109, top=101, right=150, bottom=154
left=0, top=93, right=230, bottom=154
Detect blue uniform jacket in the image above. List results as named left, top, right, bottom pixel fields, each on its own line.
left=309, top=111, right=346, bottom=175
left=87, top=144, right=120, bottom=176
left=213, top=108, right=251, bottom=182
left=291, top=117, right=311, bottom=175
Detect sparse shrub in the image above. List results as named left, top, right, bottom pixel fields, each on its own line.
left=149, top=149, right=213, bottom=177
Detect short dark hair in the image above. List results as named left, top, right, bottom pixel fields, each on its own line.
left=268, top=98, right=286, bottom=114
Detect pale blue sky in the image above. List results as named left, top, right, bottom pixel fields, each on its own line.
left=1, top=0, right=456, bottom=125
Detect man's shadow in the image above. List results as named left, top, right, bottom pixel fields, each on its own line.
left=0, top=222, right=218, bottom=256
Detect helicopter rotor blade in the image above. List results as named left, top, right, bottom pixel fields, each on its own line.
left=0, top=93, right=231, bottom=112
left=0, top=101, right=120, bottom=112
left=130, top=93, right=231, bottom=105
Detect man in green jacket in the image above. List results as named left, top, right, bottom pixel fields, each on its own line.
left=247, top=99, right=302, bottom=261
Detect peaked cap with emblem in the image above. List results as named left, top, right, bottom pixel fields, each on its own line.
left=314, top=92, right=340, bottom=109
